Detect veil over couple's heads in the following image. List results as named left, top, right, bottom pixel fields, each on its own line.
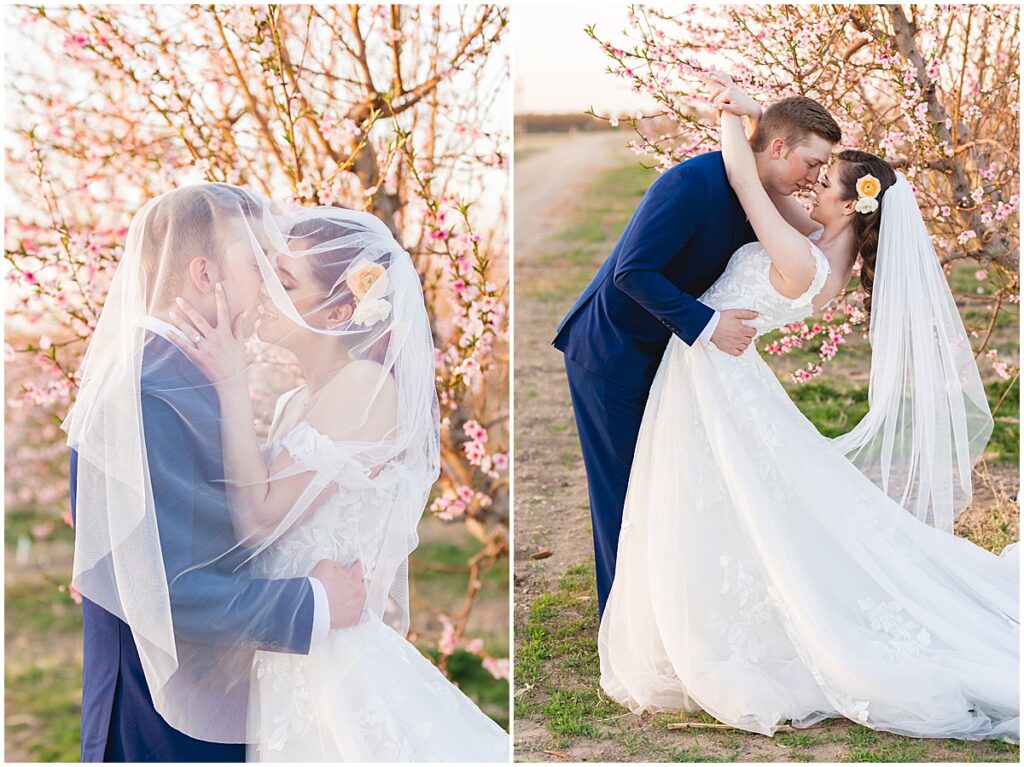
left=65, top=181, right=441, bottom=743
left=140, top=184, right=264, bottom=336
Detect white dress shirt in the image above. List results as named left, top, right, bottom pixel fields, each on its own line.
left=142, top=315, right=331, bottom=645
left=697, top=310, right=721, bottom=347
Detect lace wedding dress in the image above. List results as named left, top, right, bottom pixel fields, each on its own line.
left=599, top=235, right=1019, bottom=741
left=247, top=396, right=509, bottom=762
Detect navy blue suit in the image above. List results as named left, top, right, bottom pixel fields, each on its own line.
left=553, top=151, right=755, bottom=615
left=72, top=334, right=315, bottom=762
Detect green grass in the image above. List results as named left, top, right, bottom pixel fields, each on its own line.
left=410, top=528, right=509, bottom=728
left=5, top=663, right=82, bottom=762
left=5, top=509, right=75, bottom=548
left=5, top=552, right=83, bottom=762
left=5, top=511, right=509, bottom=760
left=527, top=162, right=654, bottom=304
left=784, top=377, right=1018, bottom=465
left=786, top=380, right=871, bottom=437
left=518, top=555, right=1020, bottom=762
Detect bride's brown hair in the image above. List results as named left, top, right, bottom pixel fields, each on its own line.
left=836, top=150, right=898, bottom=319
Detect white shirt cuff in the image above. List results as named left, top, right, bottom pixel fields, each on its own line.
left=308, top=576, right=330, bottom=644
left=697, top=310, right=721, bottom=346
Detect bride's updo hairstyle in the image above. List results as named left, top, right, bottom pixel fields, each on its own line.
left=287, top=216, right=394, bottom=361
left=837, top=150, right=898, bottom=317
left=289, top=217, right=361, bottom=313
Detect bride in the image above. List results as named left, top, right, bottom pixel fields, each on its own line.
left=598, top=75, right=1019, bottom=741
left=67, top=184, right=508, bottom=762
left=166, top=200, right=510, bottom=761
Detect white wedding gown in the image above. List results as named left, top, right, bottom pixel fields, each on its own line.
left=599, top=235, right=1020, bottom=741
left=247, top=406, right=509, bottom=761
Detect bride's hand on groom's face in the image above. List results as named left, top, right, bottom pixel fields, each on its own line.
left=168, top=284, right=248, bottom=388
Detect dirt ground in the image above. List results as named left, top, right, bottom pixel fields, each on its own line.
left=513, top=131, right=628, bottom=590
left=511, top=131, right=1019, bottom=763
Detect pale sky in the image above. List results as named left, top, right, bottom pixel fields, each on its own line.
left=513, top=4, right=660, bottom=115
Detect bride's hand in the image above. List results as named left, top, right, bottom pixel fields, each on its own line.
left=168, top=284, right=248, bottom=388
left=703, top=71, right=762, bottom=120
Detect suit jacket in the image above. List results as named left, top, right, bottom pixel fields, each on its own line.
left=553, top=151, right=756, bottom=389
left=74, top=333, right=314, bottom=761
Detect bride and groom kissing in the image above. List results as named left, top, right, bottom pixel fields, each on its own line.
left=65, top=185, right=508, bottom=761
left=555, top=74, right=1019, bottom=740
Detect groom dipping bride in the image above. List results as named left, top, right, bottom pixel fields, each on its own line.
left=554, top=74, right=1018, bottom=740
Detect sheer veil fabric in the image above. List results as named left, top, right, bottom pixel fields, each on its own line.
left=63, top=184, right=440, bottom=743
left=831, top=175, right=993, bottom=533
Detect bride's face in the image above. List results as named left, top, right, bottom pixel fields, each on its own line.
left=255, top=243, right=354, bottom=348
left=808, top=162, right=856, bottom=227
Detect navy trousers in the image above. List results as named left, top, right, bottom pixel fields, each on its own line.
left=564, top=357, right=652, bottom=616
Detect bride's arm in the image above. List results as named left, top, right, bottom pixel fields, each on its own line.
left=169, top=292, right=331, bottom=543
left=711, top=77, right=821, bottom=237
left=716, top=101, right=817, bottom=293
left=211, top=375, right=330, bottom=543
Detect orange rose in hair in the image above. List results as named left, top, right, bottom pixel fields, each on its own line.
left=856, top=174, right=881, bottom=199
left=346, top=259, right=388, bottom=300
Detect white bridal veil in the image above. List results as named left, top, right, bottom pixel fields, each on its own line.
left=832, top=175, right=994, bottom=533
left=63, top=184, right=439, bottom=741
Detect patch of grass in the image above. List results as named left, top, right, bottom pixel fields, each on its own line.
left=776, top=732, right=825, bottom=747
left=540, top=689, right=601, bottom=738
left=6, top=541, right=83, bottom=762
left=5, top=509, right=75, bottom=548
left=843, top=726, right=930, bottom=762
left=5, top=663, right=82, bottom=762
left=526, top=162, right=654, bottom=304
left=786, top=380, right=870, bottom=438
left=985, top=377, right=1019, bottom=464
left=783, top=377, right=1018, bottom=465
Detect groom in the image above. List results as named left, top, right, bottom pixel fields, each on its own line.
left=554, top=96, right=841, bottom=616
left=71, top=185, right=365, bottom=762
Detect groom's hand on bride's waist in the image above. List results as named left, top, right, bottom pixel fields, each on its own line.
left=709, top=309, right=758, bottom=356
left=311, top=558, right=368, bottom=630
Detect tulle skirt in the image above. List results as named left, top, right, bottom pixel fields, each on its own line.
left=249, top=617, right=509, bottom=761
left=599, top=337, right=1019, bottom=741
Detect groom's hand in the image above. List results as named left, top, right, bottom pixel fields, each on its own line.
left=710, top=309, right=759, bottom=356
left=311, top=558, right=367, bottom=629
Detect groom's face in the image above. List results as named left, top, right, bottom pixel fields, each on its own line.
left=771, top=135, right=833, bottom=195
left=215, top=227, right=265, bottom=338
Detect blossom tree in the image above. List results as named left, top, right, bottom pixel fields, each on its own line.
left=589, top=4, right=1019, bottom=385
left=5, top=4, right=509, bottom=682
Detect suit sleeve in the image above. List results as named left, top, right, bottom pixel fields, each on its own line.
left=141, top=392, right=315, bottom=654
left=612, top=164, right=716, bottom=345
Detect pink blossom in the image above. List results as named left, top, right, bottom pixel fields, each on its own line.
left=482, top=656, right=509, bottom=680
left=438, top=615, right=458, bottom=656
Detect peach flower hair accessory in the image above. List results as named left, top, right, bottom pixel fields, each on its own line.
left=854, top=173, right=881, bottom=214
left=346, top=259, right=392, bottom=326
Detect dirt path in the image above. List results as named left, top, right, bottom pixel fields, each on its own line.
left=512, top=131, right=631, bottom=597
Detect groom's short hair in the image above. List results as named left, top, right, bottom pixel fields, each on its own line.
left=139, top=184, right=260, bottom=309
left=751, top=97, right=841, bottom=153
